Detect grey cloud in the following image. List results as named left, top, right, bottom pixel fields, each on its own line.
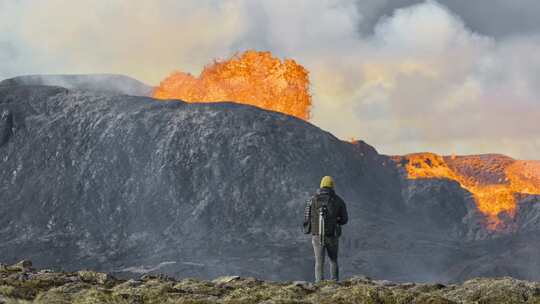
left=310, top=1, right=540, bottom=159
left=354, top=0, right=540, bottom=38
left=440, top=0, right=540, bottom=38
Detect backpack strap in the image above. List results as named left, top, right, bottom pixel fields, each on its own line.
left=318, top=194, right=330, bottom=210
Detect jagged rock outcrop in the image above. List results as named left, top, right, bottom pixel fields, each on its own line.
left=1, top=76, right=540, bottom=283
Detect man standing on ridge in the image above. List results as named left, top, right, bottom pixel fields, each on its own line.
left=303, top=176, right=348, bottom=282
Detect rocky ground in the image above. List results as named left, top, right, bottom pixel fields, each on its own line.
left=1, top=261, right=540, bottom=304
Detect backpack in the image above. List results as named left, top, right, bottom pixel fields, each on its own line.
left=309, top=193, right=341, bottom=237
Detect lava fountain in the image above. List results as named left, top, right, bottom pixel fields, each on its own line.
left=153, top=50, right=311, bottom=120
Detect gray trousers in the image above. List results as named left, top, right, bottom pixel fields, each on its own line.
left=311, top=235, right=339, bottom=282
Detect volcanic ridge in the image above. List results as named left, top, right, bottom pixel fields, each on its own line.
left=0, top=74, right=540, bottom=285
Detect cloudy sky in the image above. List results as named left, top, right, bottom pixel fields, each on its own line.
left=1, top=0, right=539, bottom=159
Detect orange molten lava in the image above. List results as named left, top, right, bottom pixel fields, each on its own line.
left=153, top=50, right=311, bottom=120
left=394, top=153, right=540, bottom=230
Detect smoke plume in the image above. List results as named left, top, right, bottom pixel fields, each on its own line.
left=1, top=0, right=539, bottom=159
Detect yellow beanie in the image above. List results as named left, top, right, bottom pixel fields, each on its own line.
left=320, top=176, right=334, bottom=189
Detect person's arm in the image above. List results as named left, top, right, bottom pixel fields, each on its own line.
left=303, top=198, right=312, bottom=230
left=337, top=197, right=348, bottom=225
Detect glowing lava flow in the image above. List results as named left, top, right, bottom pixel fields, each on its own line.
left=153, top=50, right=311, bottom=120
left=394, top=153, right=540, bottom=230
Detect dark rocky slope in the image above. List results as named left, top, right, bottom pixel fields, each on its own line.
left=1, top=79, right=540, bottom=283
left=0, top=84, right=406, bottom=281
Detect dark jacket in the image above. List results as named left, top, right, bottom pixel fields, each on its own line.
left=303, top=187, right=348, bottom=236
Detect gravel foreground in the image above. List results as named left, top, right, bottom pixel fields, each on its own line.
left=2, top=261, right=540, bottom=304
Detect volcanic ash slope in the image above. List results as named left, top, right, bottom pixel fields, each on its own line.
left=1, top=81, right=540, bottom=283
